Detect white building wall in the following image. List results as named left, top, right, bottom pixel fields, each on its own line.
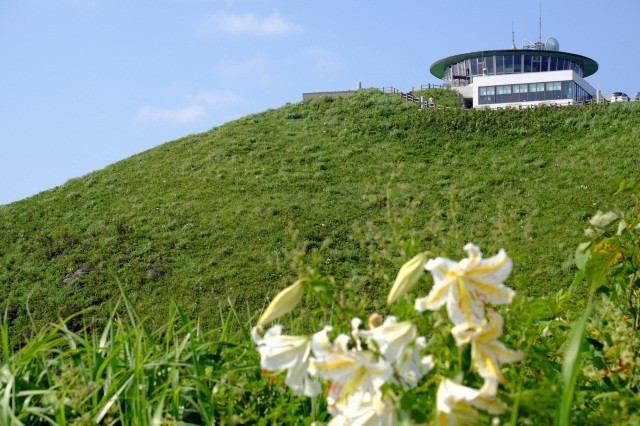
left=470, top=70, right=596, bottom=109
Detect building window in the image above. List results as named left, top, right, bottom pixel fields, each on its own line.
left=496, top=56, right=504, bottom=74
left=519, top=84, right=528, bottom=102
left=536, top=83, right=545, bottom=100
left=478, top=79, right=589, bottom=105
left=546, top=82, right=562, bottom=99
left=478, top=58, right=486, bottom=75
left=486, top=56, right=495, bottom=75
left=479, top=86, right=495, bottom=104
left=496, top=85, right=512, bottom=103
left=504, top=55, right=514, bottom=73
left=531, top=56, right=542, bottom=73
left=514, top=55, right=522, bottom=73
left=562, top=81, right=572, bottom=99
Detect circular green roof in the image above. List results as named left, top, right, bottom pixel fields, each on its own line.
left=430, top=49, right=598, bottom=78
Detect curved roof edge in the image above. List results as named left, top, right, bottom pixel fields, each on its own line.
left=430, top=49, right=598, bottom=78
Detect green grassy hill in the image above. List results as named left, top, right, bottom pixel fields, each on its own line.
left=1, top=89, right=639, bottom=339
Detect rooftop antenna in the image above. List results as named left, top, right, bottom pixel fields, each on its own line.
left=538, top=1, right=542, bottom=45
left=511, top=21, right=517, bottom=49
left=522, top=2, right=546, bottom=50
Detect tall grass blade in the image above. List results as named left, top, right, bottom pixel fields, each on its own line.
left=555, top=299, right=593, bottom=426
left=151, top=398, right=164, bottom=426
left=1, top=310, right=9, bottom=365
left=173, top=301, right=201, bottom=375
left=94, top=373, right=134, bottom=424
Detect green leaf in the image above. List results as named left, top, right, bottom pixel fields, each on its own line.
left=574, top=244, right=591, bottom=271
left=584, top=238, right=621, bottom=289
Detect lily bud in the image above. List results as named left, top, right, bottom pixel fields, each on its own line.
left=387, top=252, right=429, bottom=304
left=258, top=279, right=306, bottom=326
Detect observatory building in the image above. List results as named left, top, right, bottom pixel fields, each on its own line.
left=430, top=37, right=598, bottom=109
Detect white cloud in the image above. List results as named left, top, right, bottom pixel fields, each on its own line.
left=136, top=105, right=206, bottom=124
left=190, top=89, right=240, bottom=106
left=201, top=11, right=301, bottom=36
left=136, top=89, right=242, bottom=125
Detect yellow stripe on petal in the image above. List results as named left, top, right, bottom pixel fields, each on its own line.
left=475, top=349, right=505, bottom=383
left=489, top=342, right=524, bottom=364
left=415, top=283, right=450, bottom=311
left=311, top=357, right=357, bottom=372
left=468, top=279, right=514, bottom=304
left=469, top=253, right=509, bottom=275
left=478, top=312, right=503, bottom=341
left=473, top=395, right=508, bottom=415
left=456, top=277, right=474, bottom=326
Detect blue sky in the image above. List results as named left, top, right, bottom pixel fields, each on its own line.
left=1, top=0, right=638, bottom=205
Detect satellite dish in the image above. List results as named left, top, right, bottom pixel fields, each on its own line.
left=545, top=37, right=560, bottom=51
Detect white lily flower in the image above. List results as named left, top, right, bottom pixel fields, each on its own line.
left=327, top=390, right=398, bottom=426
left=436, top=378, right=507, bottom=426
left=251, top=325, right=320, bottom=397
left=359, top=316, right=417, bottom=364
left=451, top=311, right=523, bottom=384
left=415, top=244, right=514, bottom=327
left=309, top=327, right=392, bottom=399
left=357, top=316, right=434, bottom=388
left=387, top=252, right=429, bottom=304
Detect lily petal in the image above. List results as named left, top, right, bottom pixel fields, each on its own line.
left=387, top=252, right=429, bottom=304
left=258, top=279, right=306, bottom=326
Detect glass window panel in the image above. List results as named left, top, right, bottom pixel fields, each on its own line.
left=537, top=83, right=545, bottom=100
left=471, top=58, right=478, bottom=75
left=496, top=56, right=504, bottom=74
left=550, top=57, right=558, bottom=71
left=504, top=55, right=514, bottom=73
left=479, top=86, right=495, bottom=104
left=514, top=55, right=522, bottom=73
left=531, top=56, right=541, bottom=72
left=520, top=84, right=528, bottom=101
left=561, top=81, right=571, bottom=99
left=524, top=55, right=532, bottom=72
left=542, top=55, right=550, bottom=72
left=546, top=81, right=561, bottom=99
left=512, top=84, right=520, bottom=94
left=486, top=56, right=495, bottom=74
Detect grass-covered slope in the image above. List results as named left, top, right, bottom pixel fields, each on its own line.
left=1, top=89, right=639, bottom=338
